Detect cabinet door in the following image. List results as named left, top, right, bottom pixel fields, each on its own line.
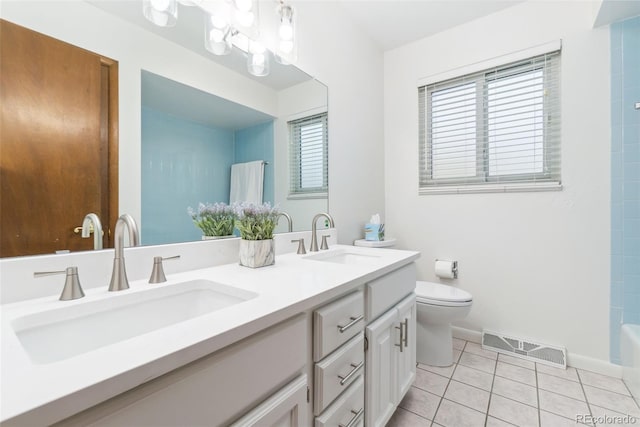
left=395, top=294, right=416, bottom=402
left=365, top=309, right=399, bottom=427
left=230, top=375, right=308, bottom=427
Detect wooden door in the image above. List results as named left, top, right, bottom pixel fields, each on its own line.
left=0, top=20, right=118, bottom=257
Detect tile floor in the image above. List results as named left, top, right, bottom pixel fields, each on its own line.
left=386, top=338, right=640, bottom=426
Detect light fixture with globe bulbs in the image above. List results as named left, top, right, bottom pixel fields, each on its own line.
left=142, top=0, right=297, bottom=77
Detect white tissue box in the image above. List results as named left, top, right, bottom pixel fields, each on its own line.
left=364, top=223, right=385, bottom=241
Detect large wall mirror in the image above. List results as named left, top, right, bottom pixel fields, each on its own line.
left=0, top=1, right=328, bottom=256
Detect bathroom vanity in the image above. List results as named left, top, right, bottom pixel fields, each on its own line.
left=0, top=242, right=419, bottom=426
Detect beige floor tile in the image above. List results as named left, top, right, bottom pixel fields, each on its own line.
left=453, top=349, right=462, bottom=363
left=418, top=362, right=456, bottom=378
left=398, top=386, right=440, bottom=421
left=453, top=337, right=466, bottom=350
left=583, top=385, right=640, bottom=417
left=540, top=410, right=589, bottom=426
left=537, top=364, right=580, bottom=382
left=538, top=372, right=586, bottom=401
left=488, top=394, right=539, bottom=427
left=414, top=368, right=450, bottom=396
left=434, top=398, right=486, bottom=427
left=486, top=416, right=517, bottom=426
left=590, top=404, right=640, bottom=426
left=464, top=342, right=498, bottom=360
left=498, top=353, right=536, bottom=370
left=444, top=380, right=490, bottom=412
left=539, top=389, right=590, bottom=420
left=495, top=361, right=537, bottom=386
left=453, top=364, right=495, bottom=391
left=578, top=370, right=631, bottom=396
left=386, top=407, right=431, bottom=427
left=492, top=375, right=538, bottom=407
left=459, top=352, right=496, bottom=374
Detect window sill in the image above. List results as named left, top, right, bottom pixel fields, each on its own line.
left=287, top=192, right=328, bottom=200
left=419, top=182, right=562, bottom=195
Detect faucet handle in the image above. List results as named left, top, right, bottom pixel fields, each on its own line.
left=321, top=235, right=331, bottom=250
left=291, top=239, right=307, bottom=255
left=149, top=255, right=180, bottom=284
left=34, top=267, right=85, bottom=301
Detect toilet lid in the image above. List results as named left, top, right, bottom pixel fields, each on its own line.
left=415, top=281, right=472, bottom=304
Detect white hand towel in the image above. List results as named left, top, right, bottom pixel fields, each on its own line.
left=229, top=160, right=264, bottom=204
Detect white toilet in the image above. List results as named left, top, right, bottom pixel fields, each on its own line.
left=415, top=281, right=473, bottom=367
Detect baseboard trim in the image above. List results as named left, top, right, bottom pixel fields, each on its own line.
left=452, top=326, right=622, bottom=378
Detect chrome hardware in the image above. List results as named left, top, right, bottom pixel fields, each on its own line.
left=78, top=213, right=103, bottom=250
left=277, top=212, right=293, bottom=232
left=395, top=323, right=404, bottom=352
left=635, top=102, right=640, bottom=110
left=337, top=315, right=364, bottom=333
left=109, top=214, right=140, bottom=292
left=403, top=318, right=409, bottom=348
left=149, top=255, right=181, bottom=284
left=34, top=266, right=85, bottom=301
left=291, top=238, right=306, bottom=255
left=337, top=361, right=364, bottom=386
left=310, top=212, right=335, bottom=252
left=320, top=234, right=330, bottom=250
left=339, top=408, right=364, bottom=427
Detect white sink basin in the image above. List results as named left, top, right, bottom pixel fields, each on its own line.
left=11, top=280, right=258, bottom=364
left=304, top=249, right=382, bottom=266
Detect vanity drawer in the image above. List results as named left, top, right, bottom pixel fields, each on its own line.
left=313, top=290, right=364, bottom=362
left=315, top=376, right=364, bottom=427
left=366, top=263, right=416, bottom=322
left=313, top=333, right=364, bottom=415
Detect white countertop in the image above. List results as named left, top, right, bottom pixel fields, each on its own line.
left=0, top=245, right=419, bottom=425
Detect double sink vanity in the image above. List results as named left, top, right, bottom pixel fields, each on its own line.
left=0, top=236, right=419, bottom=426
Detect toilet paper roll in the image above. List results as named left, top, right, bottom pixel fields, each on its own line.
left=435, top=260, right=456, bottom=279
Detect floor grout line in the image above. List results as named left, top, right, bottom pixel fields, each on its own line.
left=388, top=339, right=640, bottom=427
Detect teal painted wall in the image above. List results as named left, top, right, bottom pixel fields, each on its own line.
left=610, top=16, right=640, bottom=364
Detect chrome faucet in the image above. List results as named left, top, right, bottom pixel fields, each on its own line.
left=310, top=212, right=335, bottom=252
left=81, top=213, right=103, bottom=250
left=277, top=211, right=293, bottom=232
left=108, top=214, right=140, bottom=292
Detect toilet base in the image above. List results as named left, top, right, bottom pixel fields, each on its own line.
left=416, top=320, right=454, bottom=367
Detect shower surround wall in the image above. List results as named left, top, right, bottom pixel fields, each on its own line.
left=611, top=16, right=640, bottom=364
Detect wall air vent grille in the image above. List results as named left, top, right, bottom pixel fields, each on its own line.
left=482, top=330, right=566, bottom=368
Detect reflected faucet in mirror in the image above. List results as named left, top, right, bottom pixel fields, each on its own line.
left=80, top=213, right=103, bottom=250
left=277, top=212, right=293, bottom=233
left=108, top=214, right=140, bottom=292
left=310, top=213, right=335, bottom=252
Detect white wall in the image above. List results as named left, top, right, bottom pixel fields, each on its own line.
left=1, top=1, right=385, bottom=244
left=384, top=1, right=611, bottom=362
left=275, top=79, right=328, bottom=232
left=292, top=1, right=386, bottom=244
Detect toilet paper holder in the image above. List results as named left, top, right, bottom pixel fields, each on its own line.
left=435, top=259, right=458, bottom=279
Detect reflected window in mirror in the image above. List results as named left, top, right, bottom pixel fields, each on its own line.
left=288, top=112, right=328, bottom=198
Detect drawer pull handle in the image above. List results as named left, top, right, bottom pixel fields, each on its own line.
left=339, top=408, right=364, bottom=427
left=395, top=324, right=404, bottom=353
left=403, top=318, right=409, bottom=348
left=337, top=315, right=364, bottom=333
left=338, top=361, right=364, bottom=386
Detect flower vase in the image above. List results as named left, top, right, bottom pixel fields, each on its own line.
left=239, top=239, right=275, bottom=268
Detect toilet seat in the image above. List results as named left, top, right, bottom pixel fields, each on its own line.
left=415, top=281, right=472, bottom=307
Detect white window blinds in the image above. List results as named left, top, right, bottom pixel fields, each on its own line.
left=419, top=50, right=561, bottom=193
left=289, top=112, right=328, bottom=196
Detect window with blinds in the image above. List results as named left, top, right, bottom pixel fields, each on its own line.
left=419, top=50, right=561, bottom=193
left=288, top=112, right=328, bottom=197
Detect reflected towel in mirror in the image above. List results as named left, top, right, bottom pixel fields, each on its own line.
left=229, top=161, right=265, bottom=204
